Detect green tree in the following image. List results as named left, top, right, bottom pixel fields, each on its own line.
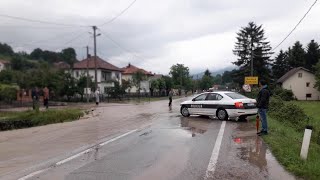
left=0, top=70, right=15, bottom=84
left=30, top=48, right=43, bottom=60
left=163, top=75, right=173, bottom=95
left=221, top=71, right=233, bottom=84
left=77, top=75, right=94, bottom=101
left=150, top=79, right=159, bottom=96
left=157, top=78, right=166, bottom=91
left=0, top=43, right=14, bottom=56
left=233, top=22, right=273, bottom=82
left=60, top=73, right=78, bottom=101
left=287, top=41, right=306, bottom=68
left=200, top=69, right=213, bottom=90
left=272, top=50, right=290, bottom=80
left=314, top=61, right=320, bottom=91
left=11, top=56, right=24, bottom=70
left=42, top=50, right=59, bottom=63
left=213, top=74, right=222, bottom=85
left=169, top=63, right=190, bottom=89
left=132, top=70, right=146, bottom=95
left=305, top=40, right=320, bottom=71
left=121, top=79, right=132, bottom=92
left=61, top=48, right=77, bottom=66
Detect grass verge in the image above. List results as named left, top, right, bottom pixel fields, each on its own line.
left=261, top=100, right=320, bottom=180
left=0, top=108, right=84, bottom=131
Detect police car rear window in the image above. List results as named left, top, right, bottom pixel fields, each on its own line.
left=225, top=93, right=248, bottom=99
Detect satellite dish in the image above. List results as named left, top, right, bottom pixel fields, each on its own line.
left=242, top=84, right=251, bottom=92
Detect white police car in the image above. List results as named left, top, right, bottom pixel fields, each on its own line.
left=180, top=91, right=257, bottom=120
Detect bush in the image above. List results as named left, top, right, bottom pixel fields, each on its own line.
left=0, top=84, right=18, bottom=103
left=0, top=109, right=84, bottom=131
left=269, top=95, right=284, bottom=112
left=269, top=98, right=307, bottom=130
left=273, top=87, right=294, bottom=101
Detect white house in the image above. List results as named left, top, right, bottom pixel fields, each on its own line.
left=71, top=56, right=123, bottom=94
left=0, top=60, right=10, bottom=72
left=277, top=67, right=320, bottom=100
left=121, top=63, right=153, bottom=93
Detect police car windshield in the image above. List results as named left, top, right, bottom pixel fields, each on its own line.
left=225, top=93, right=248, bottom=99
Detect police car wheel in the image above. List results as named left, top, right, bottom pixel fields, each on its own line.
left=217, top=109, right=228, bottom=120
left=181, top=106, right=190, bottom=117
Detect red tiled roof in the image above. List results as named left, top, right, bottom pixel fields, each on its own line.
left=121, top=63, right=153, bottom=75
left=0, top=60, right=10, bottom=64
left=73, top=56, right=122, bottom=72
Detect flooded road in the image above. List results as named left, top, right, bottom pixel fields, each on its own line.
left=1, top=98, right=295, bottom=180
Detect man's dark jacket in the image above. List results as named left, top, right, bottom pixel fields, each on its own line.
left=257, top=86, right=271, bottom=109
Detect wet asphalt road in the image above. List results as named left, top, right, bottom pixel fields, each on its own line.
left=21, top=98, right=295, bottom=180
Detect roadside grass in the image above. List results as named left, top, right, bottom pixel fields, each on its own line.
left=291, top=101, right=320, bottom=133
left=261, top=101, right=320, bottom=179
left=0, top=108, right=84, bottom=131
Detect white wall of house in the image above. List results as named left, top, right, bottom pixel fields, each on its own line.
left=0, top=62, right=5, bottom=72
left=282, top=69, right=320, bottom=100
left=70, top=69, right=122, bottom=94
left=122, top=74, right=151, bottom=93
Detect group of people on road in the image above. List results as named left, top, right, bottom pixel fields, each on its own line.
left=31, top=86, right=50, bottom=110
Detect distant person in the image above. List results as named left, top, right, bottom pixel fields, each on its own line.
left=168, top=89, right=173, bottom=107
left=256, top=80, right=271, bottom=136
left=43, top=86, right=49, bottom=109
left=31, top=87, right=39, bottom=110
left=95, top=89, right=100, bottom=105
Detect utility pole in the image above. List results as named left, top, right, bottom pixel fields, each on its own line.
left=93, top=26, right=98, bottom=90
left=86, top=46, right=90, bottom=103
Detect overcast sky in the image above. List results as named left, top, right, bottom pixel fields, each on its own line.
left=0, top=0, right=319, bottom=75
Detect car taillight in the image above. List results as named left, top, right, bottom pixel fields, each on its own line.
left=235, top=102, right=244, bottom=109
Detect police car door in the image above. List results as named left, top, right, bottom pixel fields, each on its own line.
left=203, top=93, right=223, bottom=116
left=190, top=93, right=208, bottom=115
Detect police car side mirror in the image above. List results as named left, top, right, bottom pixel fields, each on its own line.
left=192, top=98, right=195, bottom=101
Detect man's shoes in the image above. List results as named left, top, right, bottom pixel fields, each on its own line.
left=258, top=131, right=268, bottom=136
left=257, top=130, right=264, bottom=134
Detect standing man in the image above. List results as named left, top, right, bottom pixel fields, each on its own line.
left=43, top=86, right=49, bottom=109
left=168, top=89, right=173, bottom=107
left=256, top=80, right=271, bottom=136
left=95, top=88, right=100, bottom=105
left=31, top=87, right=39, bottom=111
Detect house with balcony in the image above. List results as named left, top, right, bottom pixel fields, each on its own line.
left=121, top=63, right=153, bottom=94
left=72, top=56, right=123, bottom=94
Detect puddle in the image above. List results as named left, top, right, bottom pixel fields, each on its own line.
left=232, top=123, right=296, bottom=179
left=180, top=117, right=208, bottom=137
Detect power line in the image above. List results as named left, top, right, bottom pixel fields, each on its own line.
left=0, top=13, right=90, bottom=28
left=99, top=29, right=145, bottom=61
left=54, top=31, right=88, bottom=51
left=100, top=0, right=138, bottom=26
left=272, top=0, right=318, bottom=51
left=32, top=30, right=84, bottom=45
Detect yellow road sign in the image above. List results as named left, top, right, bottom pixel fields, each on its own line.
left=245, top=76, right=259, bottom=85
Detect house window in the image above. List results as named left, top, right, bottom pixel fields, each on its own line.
left=115, top=72, right=120, bottom=80
left=102, top=71, right=112, bottom=81
left=306, top=94, right=312, bottom=98
left=298, top=73, right=302, bottom=78
left=306, top=82, right=310, bottom=87
left=76, top=71, right=79, bottom=77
